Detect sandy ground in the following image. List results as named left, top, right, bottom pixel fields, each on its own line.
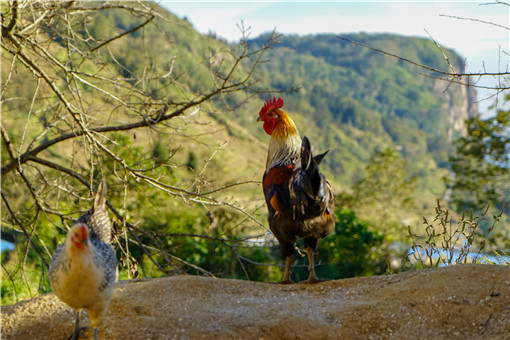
left=2, top=264, right=510, bottom=339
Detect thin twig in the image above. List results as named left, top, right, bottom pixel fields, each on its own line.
left=439, top=14, right=509, bottom=31
left=89, top=15, right=155, bottom=53
left=1, top=193, right=50, bottom=269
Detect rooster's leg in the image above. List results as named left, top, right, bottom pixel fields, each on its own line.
left=279, top=256, right=294, bottom=284
left=300, top=246, right=320, bottom=284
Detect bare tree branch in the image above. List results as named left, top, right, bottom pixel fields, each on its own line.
left=337, top=36, right=510, bottom=81
left=89, top=15, right=155, bottom=53
left=439, top=14, right=509, bottom=31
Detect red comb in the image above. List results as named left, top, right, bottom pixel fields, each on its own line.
left=259, top=97, right=284, bottom=116
left=79, top=224, right=88, bottom=239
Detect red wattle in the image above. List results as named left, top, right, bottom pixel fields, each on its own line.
left=263, top=119, right=277, bottom=135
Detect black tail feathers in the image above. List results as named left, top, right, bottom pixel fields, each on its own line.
left=301, top=136, right=312, bottom=171
left=314, top=150, right=329, bottom=165
left=301, top=136, right=329, bottom=174
left=290, top=136, right=331, bottom=220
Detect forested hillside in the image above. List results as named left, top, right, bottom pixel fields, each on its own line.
left=3, top=1, right=503, bottom=307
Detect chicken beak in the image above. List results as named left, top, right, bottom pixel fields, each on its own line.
left=71, top=224, right=89, bottom=249
left=257, top=117, right=263, bottom=122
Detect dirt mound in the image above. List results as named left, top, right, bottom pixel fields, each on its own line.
left=2, top=264, right=509, bottom=339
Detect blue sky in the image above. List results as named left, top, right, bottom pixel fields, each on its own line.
left=161, top=1, right=509, bottom=111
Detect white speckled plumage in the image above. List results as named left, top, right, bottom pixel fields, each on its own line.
left=49, top=178, right=116, bottom=340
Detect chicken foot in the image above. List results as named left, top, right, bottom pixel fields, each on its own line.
left=68, top=310, right=87, bottom=340
left=299, top=246, right=322, bottom=284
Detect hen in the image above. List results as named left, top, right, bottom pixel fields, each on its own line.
left=49, top=178, right=117, bottom=340
left=258, top=97, right=335, bottom=284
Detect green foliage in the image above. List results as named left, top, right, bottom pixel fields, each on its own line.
left=317, top=209, right=385, bottom=279
left=447, top=105, right=510, bottom=216
left=186, top=151, right=199, bottom=172
left=352, top=147, right=416, bottom=209
left=152, top=141, right=170, bottom=166
left=343, top=147, right=415, bottom=235
left=130, top=207, right=281, bottom=282
left=337, top=147, right=416, bottom=271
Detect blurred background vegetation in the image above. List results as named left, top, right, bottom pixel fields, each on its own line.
left=1, top=1, right=508, bottom=305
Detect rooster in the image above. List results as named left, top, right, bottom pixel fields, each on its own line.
left=257, top=97, right=335, bottom=284
left=50, top=178, right=117, bottom=340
